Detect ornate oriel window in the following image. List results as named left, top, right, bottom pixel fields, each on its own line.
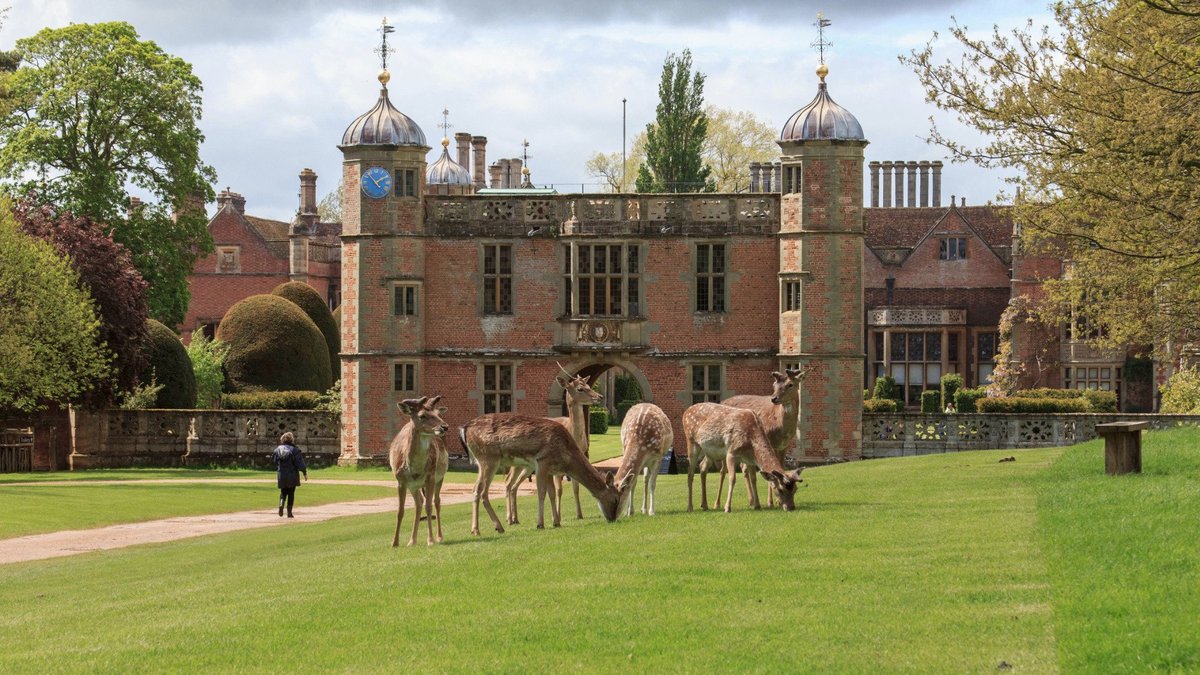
left=483, top=244, right=513, bottom=315
left=482, top=363, right=514, bottom=413
left=695, top=243, right=727, bottom=313
left=690, top=364, right=723, bottom=404
left=563, top=243, right=641, bottom=317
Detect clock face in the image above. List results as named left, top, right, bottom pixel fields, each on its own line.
left=360, top=166, right=392, bottom=199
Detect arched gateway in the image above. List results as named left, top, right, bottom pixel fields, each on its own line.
left=337, top=64, right=866, bottom=465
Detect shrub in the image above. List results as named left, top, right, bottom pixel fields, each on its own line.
left=273, top=282, right=339, bottom=377
left=1081, top=389, right=1118, bottom=413
left=1011, top=387, right=1119, bottom=412
left=940, top=373, right=964, bottom=411
left=221, top=390, right=322, bottom=410
left=615, top=399, right=638, bottom=424
left=118, top=374, right=163, bottom=410
left=614, top=373, right=642, bottom=403
left=872, top=375, right=903, bottom=405
left=589, top=407, right=610, bottom=434
left=1014, top=388, right=1083, bottom=400
left=187, top=328, right=228, bottom=408
left=863, top=398, right=899, bottom=413
left=920, top=389, right=941, bottom=413
left=315, top=380, right=341, bottom=414
left=217, top=295, right=332, bottom=393
left=977, top=397, right=1090, bottom=414
left=1161, top=368, right=1200, bottom=414
left=138, top=319, right=196, bottom=408
left=863, top=388, right=871, bottom=401
left=955, top=387, right=987, bottom=413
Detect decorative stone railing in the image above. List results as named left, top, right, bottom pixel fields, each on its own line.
left=70, top=409, right=340, bottom=469
left=425, top=194, right=780, bottom=238
left=861, top=412, right=1200, bottom=458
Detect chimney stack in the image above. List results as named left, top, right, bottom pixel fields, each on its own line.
left=918, top=161, right=930, bottom=207
left=881, top=161, right=893, bottom=207
left=471, top=136, right=487, bottom=189
left=455, top=132, right=471, bottom=171
left=488, top=163, right=501, bottom=189
left=749, top=162, right=762, bottom=193
left=932, top=161, right=943, bottom=207
left=868, top=161, right=880, bottom=207
left=893, top=161, right=904, bottom=208
left=216, top=188, right=246, bottom=214
left=299, top=168, right=317, bottom=216
left=906, top=162, right=917, bottom=207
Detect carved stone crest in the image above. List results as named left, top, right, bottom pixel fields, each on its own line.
left=576, top=321, right=622, bottom=344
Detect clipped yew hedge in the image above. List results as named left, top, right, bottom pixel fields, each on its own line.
left=273, top=282, right=339, bottom=374
left=217, top=294, right=332, bottom=393
left=976, top=397, right=1090, bottom=414
left=138, top=319, right=196, bottom=408
left=863, top=398, right=899, bottom=413
left=221, top=390, right=322, bottom=410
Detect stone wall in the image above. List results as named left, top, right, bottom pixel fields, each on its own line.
left=0, top=407, right=71, bottom=471
left=862, top=412, right=1200, bottom=457
left=69, top=410, right=340, bottom=469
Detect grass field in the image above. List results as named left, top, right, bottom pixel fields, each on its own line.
left=0, top=428, right=1195, bottom=671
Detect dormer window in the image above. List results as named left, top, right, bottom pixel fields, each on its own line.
left=939, top=237, right=967, bottom=260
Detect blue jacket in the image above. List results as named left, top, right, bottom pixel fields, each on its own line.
left=272, top=443, right=307, bottom=489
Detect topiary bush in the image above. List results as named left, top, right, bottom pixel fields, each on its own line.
left=941, top=374, right=963, bottom=411
left=589, top=407, right=610, bottom=434
left=273, top=282, right=339, bottom=377
left=615, top=399, right=638, bottom=424
left=217, top=295, right=332, bottom=393
left=863, top=398, right=899, bottom=413
left=921, top=389, right=941, bottom=413
left=136, top=319, right=196, bottom=408
left=221, top=390, right=322, bottom=410
left=872, top=375, right=903, bottom=406
left=955, top=387, right=987, bottom=413
left=977, top=397, right=1089, bottom=414
left=1161, top=368, right=1200, bottom=413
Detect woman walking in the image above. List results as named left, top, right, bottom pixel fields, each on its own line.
left=272, top=432, right=307, bottom=518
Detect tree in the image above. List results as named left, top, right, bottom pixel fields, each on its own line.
left=702, top=106, right=777, bottom=192
left=0, top=202, right=111, bottom=412
left=187, top=328, right=229, bottom=409
left=13, top=200, right=149, bottom=407
left=902, top=1, right=1200, bottom=355
left=636, top=49, right=713, bottom=193
left=0, top=22, right=217, bottom=327
left=317, top=185, right=342, bottom=222
left=584, top=131, right=646, bottom=192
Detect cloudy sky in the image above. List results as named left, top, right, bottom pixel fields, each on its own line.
left=4, top=0, right=1052, bottom=222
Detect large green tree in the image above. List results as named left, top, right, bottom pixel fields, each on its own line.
left=0, top=22, right=216, bottom=327
left=903, top=1, right=1200, bottom=354
left=702, top=106, right=776, bottom=192
left=636, top=49, right=713, bottom=193
left=0, top=202, right=112, bottom=412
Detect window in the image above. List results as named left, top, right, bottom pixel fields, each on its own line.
left=395, top=169, right=417, bottom=197
left=782, top=165, right=801, bottom=194
left=1064, top=365, right=1121, bottom=393
left=782, top=280, right=802, bottom=312
left=884, top=331, right=944, bottom=406
left=691, top=364, right=723, bottom=404
left=216, top=246, right=240, bottom=273
left=483, top=244, right=513, bottom=315
left=939, top=237, right=968, bottom=260
left=696, top=243, right=726, bottom=313
left=393, top=362, right=417, bottom=393
left=327, top=280, right=340, bottom=311
left=393, top=284, right=418, bottom=317
left=563, top=243, right=641, bottom=317
left=976, top=332, right=998, bottom=385
left=482, top=364, right=514, bottom=413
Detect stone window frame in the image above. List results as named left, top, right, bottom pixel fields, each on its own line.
left=480, top=362, right=515, bottom=414
left=562, top=241, right=643, bottom=318
left=394, top=168, right=418, bottom=198
left=782, top=164, right=802, bottom=194
left=216, top=245, right=241, bottom=273
left=781, top=277, right=803, bottom=313
left=693, top=241, right=728, bottom=314
left=392, top=360, right=419, bottom=395
left=1063, top=364, right=1121, bottom=393
left=392, top=281, right=421, bottom=317
left=481, top=242, right=514, bottom=316
left=689, top=362, right=725, bottom=404
left=939, top=237, right=968, bottom=260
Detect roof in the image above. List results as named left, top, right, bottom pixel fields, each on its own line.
left=864, top=204, right=1014, bottom=250
left=780, top=81, right=864, bottom=142
left=341, top=87, right=427, bottom=148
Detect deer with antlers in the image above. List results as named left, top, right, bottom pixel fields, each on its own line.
left=721, top=365, right=810, bottom=506
left=387, top=396, right=450, bottom=547
left=462, top=412, right=631, bottom=534
left=503, top=366, right=602, bottom=525
left=614, top=402, right=672, bottom=516
left=682, top=402, right=805, bottom=512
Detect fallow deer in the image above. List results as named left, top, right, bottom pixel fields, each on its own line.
left=504, top=368, right=602, bottom=525
left=387, top=396, right=450, bottom=547
left=614, top=403, right=673, bottom=516
left=462, top=413, right=631, bottom=534
left=722, top=366, right=810, bottom=506
left=682, top=402, right=805, bottom=512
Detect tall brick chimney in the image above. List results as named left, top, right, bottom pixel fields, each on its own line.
left=488, top=163, right=501, bottom=189
left=919, top=161, right=930, bottom=207
left=455, top=132, right=471, bottom=172
left=881, top=161, right=892, bottom=207
left=932, top=161, right=943, bottom=207
left=216, top=188, right=245, bottom=214
left=299, top=168, right=318, bottom=216
left=868, top=161, right=880, bottom=207
left=471, top=136, right=487, bottom=189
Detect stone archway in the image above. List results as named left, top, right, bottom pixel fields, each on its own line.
left=544, top=355, right=654, bottom=419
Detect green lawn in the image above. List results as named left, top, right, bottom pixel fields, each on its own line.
left=0, top=429, right=1194, bottom=671
left=588, top=428, right=624, bottom=462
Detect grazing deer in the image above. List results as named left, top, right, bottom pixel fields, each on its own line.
left=614, top=403, right=673, bottom=516
left=462, top=413, right=631, bottom=534
left=504, top=369, right=602, bottom=525
left=388, top=396, right=450, bottom=547
left=682, top=402, right=805, bottom=512
left=722, top=366, right=810, bottom=506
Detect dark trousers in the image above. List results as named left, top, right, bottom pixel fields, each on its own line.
left=279, top=487, right=296, bottom=514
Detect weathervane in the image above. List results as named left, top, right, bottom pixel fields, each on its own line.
left=811, top=11, right=832, bottom=65
left=375, top=16, right=396, bottom=73
left=521, top=139, right=530, bottom=166
left=439, top=107, right=452, bottom=137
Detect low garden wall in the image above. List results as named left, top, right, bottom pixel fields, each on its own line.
left=69, top=409, right=340, bottom=469
left=862, top=412, right=1200, bottom=458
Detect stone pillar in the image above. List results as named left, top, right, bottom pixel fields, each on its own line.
left=893, top=161, right=904, bottom=208
left=868, top=161, right=880, bottom=207
left=750, top=162, right=762, bottom=193
left=932, top=161, right=943, bottom=207
left=471, top=136, right=487, bottom=189
left=919, top=161, right=930, bottom=207
left=299, top=168, right=317, bottom=216
left=906, top=161, right=917, bottom=207
left=497, top=158, right=512, bottom=188
left=511, top=159, right=523, bottom=188
left=455, top=132, right=471, bottom=172
left=881, top=161, right=892, bottom=207
left=488, top=163, right=501, bottom=189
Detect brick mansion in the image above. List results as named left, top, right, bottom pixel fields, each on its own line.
left=183, top=59, right=1142, bottom=464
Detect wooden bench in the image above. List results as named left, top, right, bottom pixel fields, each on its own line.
left=1095, top=421, right=1147, bottom=475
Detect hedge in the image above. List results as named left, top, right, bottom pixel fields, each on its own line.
left=863, top=398, right=899, bottom=413
left=221, top=390, right=322, bottom=410
left=920, top=389, right=941, bottom=413
left=1012, top=388, right=1118, bottom=412
left=589, top=407, right=610, bottom=434
left=217, top=295, right=332, bottom=393
left=940, top=374, right=964, bottom=411
left=872, top=375, right=903, bottom=405
left=138, top=319, right=196, bottom=409
left=615, top=399, right=638, bottom=424
left=273, top=282, right=339, bottom=377
left=976, top=397, right=1090, bottom=414
left=955, top=387, right=987, bottom=413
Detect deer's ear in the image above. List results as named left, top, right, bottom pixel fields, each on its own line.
left=786, top=367, right=802, bottom=378
left=556, top=375, right=570, bottom=387
left=397, top=400, right=418, bottom=415
left=759, top=470, right=772, bottom=482
left=428, top=395, right=442, bottom=408
left=617, top=473, right=635, bottom=492
left=789, top=468, right=805, bottom=482
left=771, top=470, right=786, bottom=481
left=771, top=371, right=785, bottom=382
left=605, top=472, right=615, bottom=488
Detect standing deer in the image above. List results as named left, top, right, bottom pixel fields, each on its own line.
left=682, top=402, right=805, bottom=512
left=388, top=396, right=450, bottom=547
left=504, top=368, right=601, bottom=525
left=722, top=366, right=810, bottom=506
left=462, top=413, right=632, bottom=534
left=614, top=403, right=673, bottom=516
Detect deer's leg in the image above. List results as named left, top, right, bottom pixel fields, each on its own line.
left=701, top=455, right=711, bottom=511
left=549, top=473, right=562, bottom=527
left=423, top=480, right=437, bottom=546
left=479, top=469, right=505, bottom=534
left=392, top=482, right=407, bottom=548
left=626, top=471, right=639, bottom=516
left=745, top=465, right=760, bottom=510
left=724, top=455, right=738, bottom=513
left=572, top=477, right=583, bottom=520
left=535, top=469, right=553, bottom=530
left=434, top=478, right=444, bottom=543
left=471, top=467, right=486, bottom=536
left=686, top=443, right=696, bottom=512
left=646, top=465, right=658, bottom=516
left=408, top=486, right=424, bottom=546
left=504, top=467, right=520, bottom=525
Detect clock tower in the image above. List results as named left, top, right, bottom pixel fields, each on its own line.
left=338, top=20, right=431, bottom=463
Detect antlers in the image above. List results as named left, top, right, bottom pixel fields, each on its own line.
left=771, top=364, right=814, bottom=382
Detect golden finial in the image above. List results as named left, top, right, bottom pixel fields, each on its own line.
left=442, top=137, right=450, bottom=148
left=522, top=166, right=530, bottom=176
left=816, top=63, right=829, bottom=81
left=378, top=69, right=391, bottom=86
